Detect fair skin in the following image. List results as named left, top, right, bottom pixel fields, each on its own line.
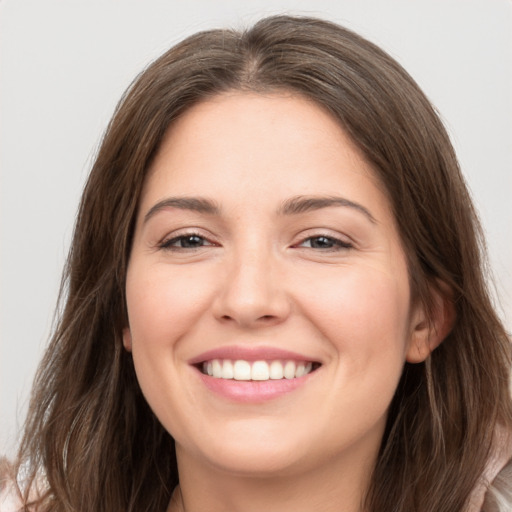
left=123, top=92, right=442, bottom=512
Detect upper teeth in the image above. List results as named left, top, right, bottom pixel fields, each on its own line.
left=202, top=359, right=314, bottom=381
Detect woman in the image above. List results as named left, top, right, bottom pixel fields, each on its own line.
left=2, top=15, right=511, bottom=512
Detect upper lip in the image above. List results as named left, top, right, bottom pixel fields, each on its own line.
left=188, top=346, right=320, bottom=365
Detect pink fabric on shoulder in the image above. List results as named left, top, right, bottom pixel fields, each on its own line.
left=0, top=458, right=21, bottom=512
left=468, top=426, right=512, bottom=511
left=0, top=480, right=23, bottom=512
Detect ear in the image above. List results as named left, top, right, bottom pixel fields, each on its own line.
left=406, top=282, right=455, bottom=364
left=122, top=327, right=133, bottom=352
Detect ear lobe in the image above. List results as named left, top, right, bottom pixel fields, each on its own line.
left=122, top=327, right=133, bottom=352
left=406, top=283, right=455, bottom=364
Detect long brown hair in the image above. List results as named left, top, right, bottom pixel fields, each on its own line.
left=15, top=15, right=512, bottom=512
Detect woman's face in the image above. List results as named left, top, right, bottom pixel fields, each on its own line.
left=124, top=92, right=428, bottom=478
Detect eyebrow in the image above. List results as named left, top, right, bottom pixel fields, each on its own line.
left=144, top=197, right=220, bottom=224
left=278, top=195, right=376, bottom=223
left=143, top=194, right=376, bottom=224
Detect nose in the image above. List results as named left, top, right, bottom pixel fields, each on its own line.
left=212, top=246, right=291, bottom=329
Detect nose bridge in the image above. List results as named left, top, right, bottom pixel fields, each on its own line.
left=214, top=234, right=289, bottom=327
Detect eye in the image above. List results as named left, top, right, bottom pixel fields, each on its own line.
left=159, top=233, right=214, bottom=250
left=298, top=235, right=352, bottom=250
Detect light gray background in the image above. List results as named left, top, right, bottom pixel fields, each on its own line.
left=1, top=0, right=511, bottom=458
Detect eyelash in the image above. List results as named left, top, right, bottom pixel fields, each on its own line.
left=158, top=232, right=352, bottom=252
left=158, top=232, right=215, bottom=251
left=296, top=235, right=353, bottom=251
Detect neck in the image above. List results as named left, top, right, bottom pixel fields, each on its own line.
left=168, top=445, right=376, bottom=512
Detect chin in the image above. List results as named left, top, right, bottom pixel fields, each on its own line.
left=178, top=423, right=313, bottom=477
left=202, top=446, right=307, bottom=478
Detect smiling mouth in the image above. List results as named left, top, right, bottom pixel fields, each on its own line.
left=199, top=359, right=321, bottom=381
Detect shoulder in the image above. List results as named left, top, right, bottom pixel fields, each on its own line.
left=0, top=458, right=40, bottom=512
left=479, top=426, right=512, bottom=512
left=482, top=458, right=512, bottom=512
left=467, top=427, right=512, bottom=512
left=0, top=486, right=23, bottom=512
left=0, top=460, right=23, bottom=512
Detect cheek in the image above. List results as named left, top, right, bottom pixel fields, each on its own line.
left=280, top=264, right=413, bottom=453
left=125, top=264, right=216, bottom=355
left=124, top=264, right=215, bottom=427
left=300, top=265, right=412, bottom=369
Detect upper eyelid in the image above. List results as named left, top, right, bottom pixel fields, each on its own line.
left=159, top=226, right=216, bottom=240
left=303, top=234, right=350, bottom=243
left=295, top=235, right=353, bottom=248
left=292, top=228, right=354, bottom=245
left=155, top=229, right=217, bottom=249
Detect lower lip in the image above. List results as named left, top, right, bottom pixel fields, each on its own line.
left=196, top=369, right=316, bottom=403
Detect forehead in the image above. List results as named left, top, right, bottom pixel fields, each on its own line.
left=141, top=92, right=391, bottom=219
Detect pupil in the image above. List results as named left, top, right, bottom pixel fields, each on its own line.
left=312, top=236, right=332, bottom=248
left=183, top=235, right=202, bottom=247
